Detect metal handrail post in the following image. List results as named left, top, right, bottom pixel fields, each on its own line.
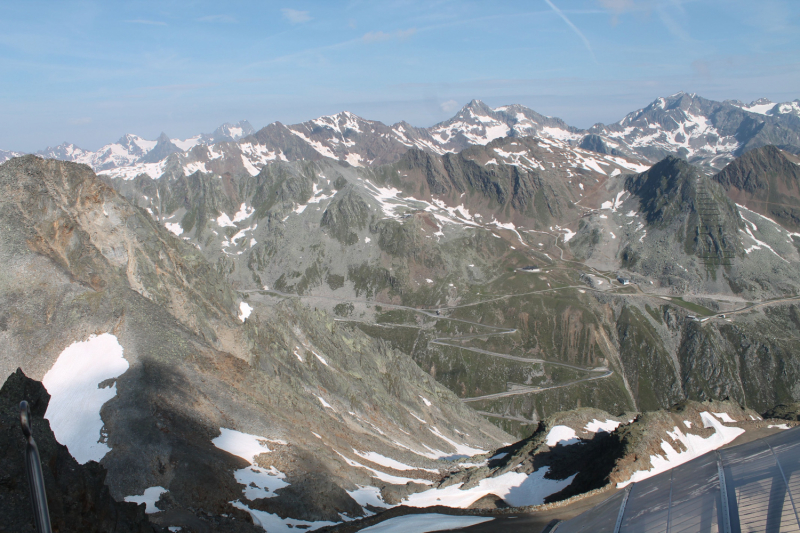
left=19, top=400, right=53, bottom=533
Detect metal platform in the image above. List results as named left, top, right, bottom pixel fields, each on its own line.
left=555, top=426, right=800, bottom=533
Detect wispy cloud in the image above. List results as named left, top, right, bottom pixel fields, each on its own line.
left=396, top=28, right=416, bottom=40
left=241, top=36, right=363, bottom=70
left=126, top=19, right=167, bottom=26
left=691, top=59, right=710, bottom=79
left=362, top=31, right=391, bottom=43
left=543, top=0, right=597, bottom=63
left=282, top=8, right=311, bottom=24
left=597, top=0, right=635, bottom=24
left=440, top=99, right=459, bottom=113
left=362, top=28, right=416, bottom=43
left=69, top=117, right=92, bottom=125
left=655, top=1, right=691, bottom=42
left=197, top=15, right=237, bottom=23
left=597, top=0, right=696, bottom=35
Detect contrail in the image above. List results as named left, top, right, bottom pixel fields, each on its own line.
left=543, top=0, right=598, bottom=63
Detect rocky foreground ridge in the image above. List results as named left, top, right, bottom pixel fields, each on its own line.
left=4, top=367, right=798, bottom=531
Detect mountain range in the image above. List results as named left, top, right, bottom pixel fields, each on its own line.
left=4, top=93, right=800, bottom=180
left=1, top=91, right=800, bottom=532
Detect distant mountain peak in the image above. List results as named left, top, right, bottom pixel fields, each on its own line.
left=211, top=120, right=254, bottom=141
left=460, top=99, right=492, bottom=114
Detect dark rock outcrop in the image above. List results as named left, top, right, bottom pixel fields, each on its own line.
left=763, top=403, right=800, bottom=421
left=320, top=186, right=370, bottom=245
left=0, top=368, right=160, bottom=532
left=625, top=156, right=743, bottom=265
left=713, top=145, right=800, bottom=231
left=579, top=134, right=617, bottom=155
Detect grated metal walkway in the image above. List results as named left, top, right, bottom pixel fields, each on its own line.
left=554, top=427, right=800, bottom=533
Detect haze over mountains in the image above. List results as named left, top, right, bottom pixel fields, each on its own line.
left=2, top=90, right=800, bottom=532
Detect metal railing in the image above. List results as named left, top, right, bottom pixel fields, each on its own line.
left=19, top=400, right=53, bottom=533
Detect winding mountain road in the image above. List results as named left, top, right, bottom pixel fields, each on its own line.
left=242, top=286, right=615, bottom=402
left=237, top=258, right=799, bottom=409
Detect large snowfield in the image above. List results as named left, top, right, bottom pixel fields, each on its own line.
left=42, top=333, right=129, bottom=464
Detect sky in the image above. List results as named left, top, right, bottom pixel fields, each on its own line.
left=1, top=0, right=799, bottom=152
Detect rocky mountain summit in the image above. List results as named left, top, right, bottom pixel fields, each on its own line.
left=589, top=92, right=800, bottom=169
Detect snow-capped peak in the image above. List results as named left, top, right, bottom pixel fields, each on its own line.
left=309, top=111, right=368, bottom=134
left=212, top=120, right=255, bottom=141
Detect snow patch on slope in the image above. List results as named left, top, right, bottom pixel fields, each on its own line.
left=403, top=467, right=575, bottom=508
left=353, top=450, right=439, bottom=473
left=585, top=419, right=621, bottom=433
left=232, top=501, right=336, bottom=533
left=124, top=486, right=168, bottom=514
left=212, top=428, right=281, bottom=461
left=334, top=451, right=433, bottom=485
left=546, top=426, right=579, bottom=446
left=42, top=333, right=129, bottom=464
left=617, top=412, right=744, bottom=487
left=239, top=302, right=253, bottom=321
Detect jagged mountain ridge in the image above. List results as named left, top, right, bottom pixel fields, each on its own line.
left=589, top=93, right=800, bottom=169
left=0, top=148, right=24, bottom=164
left=727, top=97, right=800, bottom=117
left=33, top=120, right=255, bottom=176
left=8, top=93, right=800, bottom=181
left=109, top=135, right=646, bottom=299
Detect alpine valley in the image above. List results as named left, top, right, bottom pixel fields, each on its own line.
left=2, top=92, right=800, bottom=532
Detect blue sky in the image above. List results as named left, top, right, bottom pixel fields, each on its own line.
left=1, top=0, right=798, bottom=151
